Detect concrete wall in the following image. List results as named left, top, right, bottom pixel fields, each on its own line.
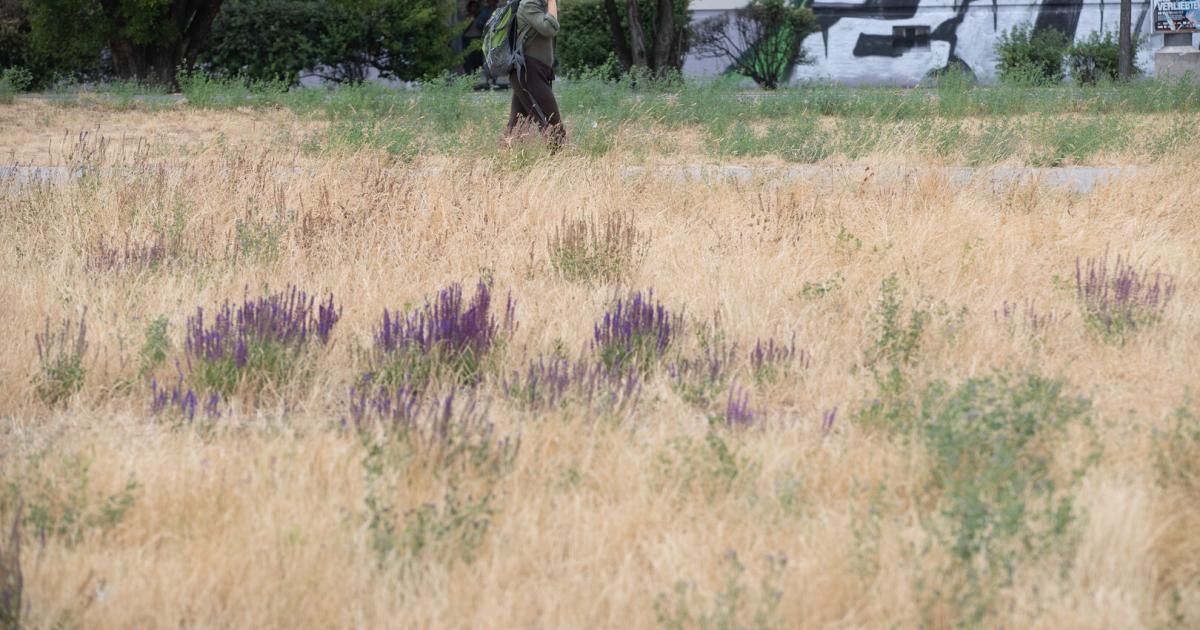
left=685, top=0, right=1161, bottom=85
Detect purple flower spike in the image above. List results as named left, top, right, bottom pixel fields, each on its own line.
left=184, top=284, right=341, bottom=368
left=504, top=354, right=641, bottom=413
left=724, top=384, right=757, bottom=429
left=750, top=333, right=809, bottom=384
left=821, top=407, right=838, bottom=435
left=1075, top=252, right=1175, bottom=341
left=150, top=367, right=222, bottom=422
left=593, top=290, right=683, bottom=373
left=376, top=281, right=513, bottom=358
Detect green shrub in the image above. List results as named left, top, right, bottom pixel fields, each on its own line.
left=1067, top=31, right=1140, bottom=85
left=693, top=0, right=819, bottom=89
left=654, top=551, right=786, bottom=629
left=1154, top=406, right=1200, bottom=489
left=995, top=22, right=1071, bottom=84
left=654, top=432, right=756, bottom=501
left=0, top=0, right=72, bottom=89
left=0, top=66, right=29, bottom=103
left=918, top=372, right=1093, bottom=624
left=137, top=316, right=171, bottom=378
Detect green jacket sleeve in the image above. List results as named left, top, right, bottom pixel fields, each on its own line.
left=518, top=0, right=559, bottom=38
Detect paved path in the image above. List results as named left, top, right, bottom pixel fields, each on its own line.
left=1, top=164, right=1142, bottom=194
left=620, top=164, right=1142, bottom=194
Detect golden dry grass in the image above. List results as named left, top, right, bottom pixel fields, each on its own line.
left=1, top=108, right=1199, bottom=629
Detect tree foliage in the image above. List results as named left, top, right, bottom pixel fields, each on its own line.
left=198, top=0, right=326, bottom=85
left=556, top=0, right=619, bottom=77
left=693, top=0, right=818, bottom=89
left=26, top=0, right=223, bottom=85
left=199, top=0, right=460, bottom=85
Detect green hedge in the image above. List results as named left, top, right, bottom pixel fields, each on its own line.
left=199, top=0, right=460, bottom=85
left=199, top=1, right=328, bottom=85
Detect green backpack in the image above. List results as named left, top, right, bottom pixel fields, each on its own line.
left=482, top=0, right=529, bottom=78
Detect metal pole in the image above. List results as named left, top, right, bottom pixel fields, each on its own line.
left=1119, top=0, right=1133, bottom=79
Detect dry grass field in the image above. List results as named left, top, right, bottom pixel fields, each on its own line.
left=2, top=93, right=1199, bottom=629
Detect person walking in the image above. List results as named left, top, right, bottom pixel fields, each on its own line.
left=508, top=0, right=566, bottom=149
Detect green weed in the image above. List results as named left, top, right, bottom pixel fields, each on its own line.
left=33, top=312, right=88, bottom=407
left=858, top=275, right=927, bottom=430
left=3, top=452, right=138, bottom=547
left=138, top=316, right=171, bottom=378
left=1153, top=405, right=1200, bottom=489
left=655, top=433, right=757, bottom=501
left=654, top=551, right=787, bottom=630
left=917, top=372, right=1094, bottom=625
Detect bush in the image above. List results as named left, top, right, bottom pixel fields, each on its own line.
left=199, top=0, right=461, bottom=85
left=919, top=372, right=1092, bottom=623
left=183, top=286, right=341, bottom=395
left=556, top=0, right=618, bottom=77
left=995, top=22, right=1071, bottom=84
left=593, top=290, right=683, bottom=375
left=1067, top=31, right=1139, bottom=84
left=199, top=0, right=329, bottom=85
left=369, top=281, right=515, bottom=389
left=0, top=66, right=30, bottom=103
left=1075, top=253, right=1175, bottom=344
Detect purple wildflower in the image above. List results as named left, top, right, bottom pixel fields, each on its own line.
left=373, top=281, right=516, bottom=385
left=994, top=300, right=1057, bottom=334
left=724, top=384, right=758, bottom=429
left=593, top=290, right=683, bottom=373
left=184, top=285, right=341, bottom=366
left=668, top=336, right=737, bottom=407
left=1075, top=253, right=1175, bottom=341
left=821, top=406, right=838, bottom=435
left=750, top=334, right=810, bottom=383
left=348, top=385, right=518, bottom=472
left=151, top=371, right=222, bottom=422
left=504, top=354, right=642, bottom=412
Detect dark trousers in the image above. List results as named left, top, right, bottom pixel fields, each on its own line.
left=507, top=57, right=566, bottom=149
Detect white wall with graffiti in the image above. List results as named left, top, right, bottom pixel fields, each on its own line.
left=685, top=0, right=1160, bottom=84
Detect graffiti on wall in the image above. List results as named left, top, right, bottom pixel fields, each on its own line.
left=690, top=0, right=1158, bottom=83
left=797, top=0, right=1154, bottom=81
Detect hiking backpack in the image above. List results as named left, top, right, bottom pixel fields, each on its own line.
left=482, top=0, right=528, bottom=78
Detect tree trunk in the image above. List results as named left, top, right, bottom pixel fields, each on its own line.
left=108, top=41, right=184, bottom=84
left=603, top=0, right=633, bottom=70
left=652, top=0, right=675, bottom=73
left=626, top=0, right=648, bottom=68
left=1118, top=0, right=1132, bottom=79
left=102, top=0, right=223, bottom=86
